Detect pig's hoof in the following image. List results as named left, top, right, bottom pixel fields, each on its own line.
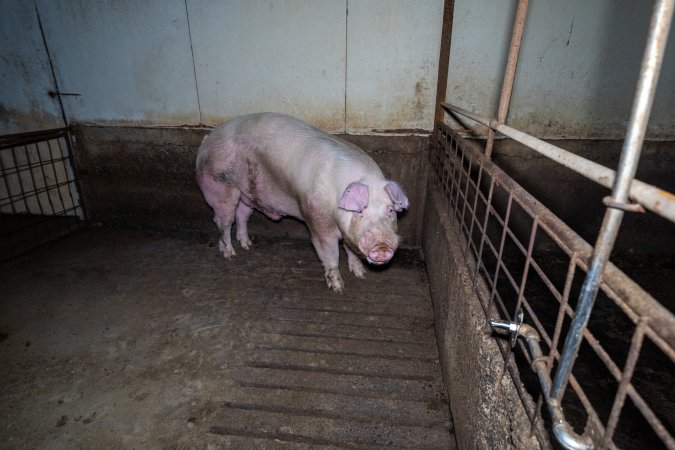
left=219, top=239, right=236, bottom=259
left=326, top=269, right=344, bottom=293
left=238, top=235, right=252, bottom=250
left=349, top=260, right=367, bottom=279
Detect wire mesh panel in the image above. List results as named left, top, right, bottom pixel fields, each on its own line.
left=0, top=128, right=87, bottom=262
left=429, top=123, right=674, bottom=450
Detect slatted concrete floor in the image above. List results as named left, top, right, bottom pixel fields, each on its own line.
left=0, top=228, right=456, bottom=449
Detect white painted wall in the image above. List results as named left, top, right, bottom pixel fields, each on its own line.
left=188, top=0, right=347, bottom=131
left=35, top=0, right=200, bottom=127
left=1, top=0, right=442, bottom=134
left=346, top=1, right=443, bottom=133
left=1, top=0, right=673, bottom=138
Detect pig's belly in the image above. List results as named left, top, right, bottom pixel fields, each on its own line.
left=238, top=180, right=302, bottom=221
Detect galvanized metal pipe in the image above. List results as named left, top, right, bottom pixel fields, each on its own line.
left=485, top=0, right=529, bottom=159
left=550, top=0, right=674, bottom=400
left=490, top=322, right=592, bottom=450
left=441, top=103, right=675, bottom=224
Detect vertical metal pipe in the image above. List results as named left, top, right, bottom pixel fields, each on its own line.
left=434, top=0, right=455, bottom=140
left=60, top=132, right=89, bottom=222
left=484, top=0, right=529, bottom=159
left=550, top=0, right=674, bottom=400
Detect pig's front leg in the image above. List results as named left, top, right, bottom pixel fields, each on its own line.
left=344, top=243, right=367, bottom=279
left=310, top=234, right=344, bottom=292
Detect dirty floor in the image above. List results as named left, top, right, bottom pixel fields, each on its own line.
left=0, top=228, right=455, bottom=449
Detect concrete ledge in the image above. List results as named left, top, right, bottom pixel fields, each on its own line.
left=422, top=175, right=546, bottom=450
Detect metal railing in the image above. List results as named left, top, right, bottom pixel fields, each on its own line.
left=0, top=128, right=87, bottom=262
left=432, top=0, right=674, bottom=447
left=429, top=122, right=674, bottom=449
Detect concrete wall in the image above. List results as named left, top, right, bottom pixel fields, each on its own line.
left=422, top=175, right=545, bottom=450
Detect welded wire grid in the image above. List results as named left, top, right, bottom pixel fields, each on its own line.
left=430, top=123, right=674, bottom=450
left=0, top=128, right=86, bottom=262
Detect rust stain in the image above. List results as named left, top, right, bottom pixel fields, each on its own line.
left=658, top=190, right=675, bottom=201
left=0, top=104, right=63, bottom=134
left=369, top=128, right=430, bottom=135
left=414, top=79, right=430, bottom=117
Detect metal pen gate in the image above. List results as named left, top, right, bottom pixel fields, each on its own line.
left=0, top=128, right=87, bottom=262
left=432, top=0, right=674, bottom=449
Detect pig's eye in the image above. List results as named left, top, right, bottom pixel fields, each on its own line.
left=387, top=205, right=395, bottom=216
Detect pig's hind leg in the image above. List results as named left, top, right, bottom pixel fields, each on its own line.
left=235, top=201, right=253, bottom=249
left=199, top=174, right=240, bottom=258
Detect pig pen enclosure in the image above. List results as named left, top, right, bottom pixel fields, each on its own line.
left=1, top=1, right=675, bottom=449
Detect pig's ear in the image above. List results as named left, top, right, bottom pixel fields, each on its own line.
left=385, top=182, right=409, bottom=211
left=339, top=182, right=369, bottom=212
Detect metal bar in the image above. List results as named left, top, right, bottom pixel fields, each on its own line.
left=0, top=128, right=66, bottom=148
left=625, top=370, right=675, bottom=447
left=513, top=218, right=537, bottom=320
left=0, top=179, right=78, bottom=209
left=431, top=121, right=675, bottom=449
left=485, top=0, right=529, bottom=159
left=434, top=0, right=455, bottom=137
left=1, top=129, right=87, bottom=263
left=548, top=254, right=578, bottom=367
left=602, top=320, right=646, bottom=447
left=0, top=148, right=19, bottom=257
left=459, top=156, right=474, bottom=240
left=465, top=166, right=485, bottom=255
left=473, top=177, right=496, bottom=286
left=442, top=102, right=675, bottom=224
left=491, top=323, right=592, bottom=449
left=44, top=139, right=69, bottom=216
left=9, top=146, right=41, bottom=247
left=61, top=131, right=88, bottom=221
left=0, top=154, right=71, bottom=175
left=438, top=124, right=675, bottom=348
left=33, top=141, right=64, bottom=238
left=453, top=147, right=466, bottom=222
left=550, top=0, right=674, bottom=401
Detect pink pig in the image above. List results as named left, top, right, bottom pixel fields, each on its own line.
left=196, top=113, right=409, bottom=292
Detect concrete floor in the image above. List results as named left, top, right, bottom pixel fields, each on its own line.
left=0, top=228, right=455, bottom=449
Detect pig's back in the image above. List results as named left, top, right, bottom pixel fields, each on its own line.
left=198, top=113, right=383, bottom=194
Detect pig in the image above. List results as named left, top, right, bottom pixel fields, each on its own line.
left=196, top=113, right=409, bottom=292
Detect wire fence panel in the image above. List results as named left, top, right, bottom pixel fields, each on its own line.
left=1, top=128, right=87, bottom=262
left=429, top=123, right=674, bottom=450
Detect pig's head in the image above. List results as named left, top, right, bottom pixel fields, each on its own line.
left=338, top=180, right=409, bottom=265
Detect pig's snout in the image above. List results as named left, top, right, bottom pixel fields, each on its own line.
left=367, top=243, right=395, bottom=265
